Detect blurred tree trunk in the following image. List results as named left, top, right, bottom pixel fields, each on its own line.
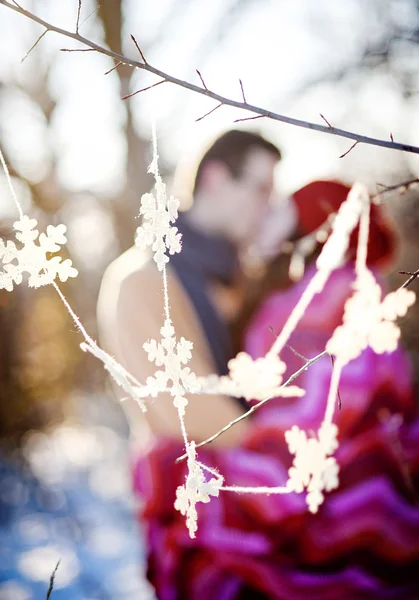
left=99, top=0, right=152, bottom=251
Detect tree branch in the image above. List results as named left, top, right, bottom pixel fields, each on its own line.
left=45, top=560, right=60, bottom=600
left=76, top=0, right=81, bottom=33
left=130, top=34, right=147, bottom=64
left=2, top=0, right=419, bottom=155
left=372, top=177, right=419, bottom=200
left=21, top=28, right=48, bottom=62
left=339, top=140, right=359, bottom=158
left=176, top=350, right=329, bottom=462
left=399, top=269, right=419, bottom=289
left=196, top=102, right=222, bottom=122
left=239, top=78, right=246, bottom=103
left=121, top=79, right=166, bottom=100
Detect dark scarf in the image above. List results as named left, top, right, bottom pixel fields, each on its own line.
left=170, top=215, right=241, bottom=386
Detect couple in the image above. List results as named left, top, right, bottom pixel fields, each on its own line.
left=98, top=131, right=419, bottom=599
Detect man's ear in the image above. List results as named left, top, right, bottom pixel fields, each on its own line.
left=199, top=160, right=230, bottom=193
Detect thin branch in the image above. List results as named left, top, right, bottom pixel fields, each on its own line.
left=130, top=34, right=147, bottom=63
left=21, top=28, right=48, bottom=63
left=339, top=140, right=359, bottom=158
left=1, top=0, right=419, bottom=154
left=79, top=4, right=100, bottom=29
left=104, top=60, right=123, bottom=75
left=269, top=325, right=308, bottom=362
left=320, top=113, right=333, bottom=128
left=234, top=115, right=266, bottom=123
left=176, top=350, right=329, bottom=462
left=76, top=0, right=81, bottom=33
left=121, top=79, right=166, bottom=100
left=60, top=47, right=97, bottom=52
left=371, top=177, right=419, bottom=200
left=45, top=560, right=60, bottom=600
left=330, top=354, right=343, bottom=410
left=196, top=102, right=222, bottom=122
left=286, top=343, right=309, bottom=363
left=399, top=269, right=419, bottom=289
left=196, top=69, right=208, bottom=91
left=239, top=78, right=246, bottom=103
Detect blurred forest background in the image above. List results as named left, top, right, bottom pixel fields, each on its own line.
left=1, top=0, right=419, bottom=436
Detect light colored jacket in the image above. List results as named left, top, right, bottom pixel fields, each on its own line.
left=97, top=246, right=247, bottom=446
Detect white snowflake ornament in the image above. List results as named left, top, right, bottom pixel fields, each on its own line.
left=174, top=442, right=223, bottom=538
left=199, top=352, right=304, bottom=402
left=135, top=138, right=182, bottom=270
left=227, top=352, right=286, bottom=401
left=143, top=319, right=200, bottom=415
left=327, top=269, right=416, bottom=364
left=285, top=422, right=339, bottom=513
left=0, top=216, right=78, bottom=291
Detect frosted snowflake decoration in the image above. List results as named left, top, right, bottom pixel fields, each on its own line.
left=135, top=142, right=182, bottom=270
left=0, top=216, right=77, bottom=291
left=327, top=269, right=416, bottom=364
left=143, top=319, right=200, bottom=415
left=316, top=183, right=368, bottom=274
left=285, top=422, right=339, bottom=513
left=81, top=342, right=148, bottom=412
left=199, top=352, right=304, bottom=402
left=174, top=441, right=223, bottom=538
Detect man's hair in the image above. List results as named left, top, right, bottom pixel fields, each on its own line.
left=193, top=129, right=281, bottom=195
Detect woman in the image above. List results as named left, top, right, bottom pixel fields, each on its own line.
left=134, top=181, right=419, bottom=599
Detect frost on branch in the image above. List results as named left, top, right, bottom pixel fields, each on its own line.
left=199, top=352, right=305, bottom=402
left=80, top=342, right=148, bottom=412
left=285, top=422, right=339, bottom=513
left=135, top=138, right=182, bottom=270
left=174, top=442, right=223, bottom=538
left=0, top=216, right=78, bottom=291
left=143, top=319, right=200, bottom=415
left=327, top=269, right=416, bottom=365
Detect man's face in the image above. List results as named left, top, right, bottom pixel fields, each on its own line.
left=219, top=148, right=278, bottom=248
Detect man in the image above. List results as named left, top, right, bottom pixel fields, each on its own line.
left=97, top=129, right=282, bottom=446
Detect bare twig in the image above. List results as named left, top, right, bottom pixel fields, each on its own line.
left=21, top=28, right=48, bottom=63
left=196, top=69, right=208, bottom=91
left=130, top=34, right=147, bottom=64
left=196, top=102, right=222, bottom=122
left=234, top=114, right=266, bottom=123
left=286, top=344, right=309, bottom=363
left=330, top=354, right=343, bottom=410
left=339, top=140, right=359, bottom=158
left=399, top=269, right=419, bottom=289
left=1, top=0, right=419, bottom=154
left=121, top=79, right=166, bottom=100
left=78, top=4, right=101, bottom=29
left=60, top=47, right=96, bottom=52
left=76, top=0, right=81, bottom=33
left=176, top=350, right=329, bottom=462
left=320, top=113, right=333, bottom=128
left=239, top=78, right=246, bottom=103
left=104, top=60, right=123, bottom=75
left=46, top=560, right=60, bottom=600
left=390, top=132, right=394, bottom=142
left=269, top=325, right=308, bottom=362
left=371, top=177, right=419, bottom=200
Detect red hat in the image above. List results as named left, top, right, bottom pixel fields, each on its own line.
left=292, top=180, right=398, bottom=269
